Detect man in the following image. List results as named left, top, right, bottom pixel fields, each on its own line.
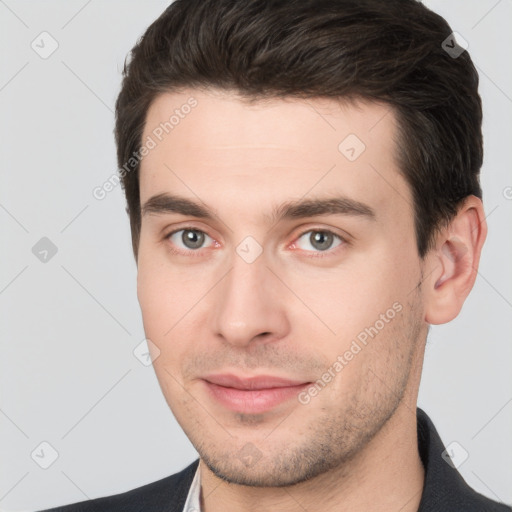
left=40, top=0, right=510, bottom=510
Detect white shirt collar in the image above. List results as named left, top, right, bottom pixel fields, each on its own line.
left=182, top=464, right=201, bottom=512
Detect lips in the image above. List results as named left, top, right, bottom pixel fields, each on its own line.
left=202, top=373, right=311, bottom=414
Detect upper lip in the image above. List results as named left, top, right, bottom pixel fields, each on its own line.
left=203, top=373, right=309, bottom=390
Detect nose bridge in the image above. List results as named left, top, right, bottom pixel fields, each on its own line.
left=212, top=248, right=288, bottom=347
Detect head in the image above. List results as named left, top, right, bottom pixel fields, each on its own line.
left=115, top=0, right=486, bottom=487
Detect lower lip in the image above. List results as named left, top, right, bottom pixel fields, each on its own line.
left=203, top=381, right=310, bottom=414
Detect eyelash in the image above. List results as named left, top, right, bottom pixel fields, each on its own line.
left=164, top=226, right=347, bottom=259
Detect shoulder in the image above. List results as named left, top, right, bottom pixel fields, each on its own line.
left=426, top=480, right=512, bottom=512
left=460, top=491, right=512, bottom=512
left=36, top=460, right=199, bottom=512
left=416, top=408, right=511, bottom=512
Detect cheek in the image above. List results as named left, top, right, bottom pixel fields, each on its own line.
left=290, top=264, right=399, bottom=339
left=137, top=241, right=193, bottom=321
left=300, top=249, right=418, bottom=364
left=136, top=249, right=209, bottom=376
left=137, top=251, right=183, bottom=350
left=137, top=264, right=167, bottom=332
left=137, top=267, right=189, bottom=399
left=325, top=296, right=422, bottom=406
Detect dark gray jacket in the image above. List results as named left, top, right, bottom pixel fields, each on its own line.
left=39, top=408, right=511, bottom=511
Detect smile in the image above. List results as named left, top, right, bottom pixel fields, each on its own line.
left=202, top=374, right=311, bottom=414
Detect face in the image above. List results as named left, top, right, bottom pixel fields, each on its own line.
left=137, top=88, right=428, bottom=486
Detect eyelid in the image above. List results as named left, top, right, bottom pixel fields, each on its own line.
left=163, top=222, right=216, bottom=242
left=163, top=225, right=348, bottom=258
left=289, top=227, right=347, bottom=257
left=164, top=226, right=218, bottom=256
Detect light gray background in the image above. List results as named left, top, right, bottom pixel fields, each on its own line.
left=1, top=1, right=511, bottom=510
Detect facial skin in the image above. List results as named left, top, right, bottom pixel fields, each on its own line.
left=136, top=89, right=486, bottom=512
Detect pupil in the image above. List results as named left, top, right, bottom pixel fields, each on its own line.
left=183, top=230, right=204, bottom=249
left=311, top=231, right=332, bottom=251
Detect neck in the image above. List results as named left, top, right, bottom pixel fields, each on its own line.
left=199, top=401, right=425, bottom=512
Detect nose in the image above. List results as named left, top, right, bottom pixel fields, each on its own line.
left=212, top=251, right=290, bottom=348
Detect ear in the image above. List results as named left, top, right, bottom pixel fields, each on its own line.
left=423, top=196, right=487, bottom=325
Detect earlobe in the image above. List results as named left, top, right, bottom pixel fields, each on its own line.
left=424, top=196, right=487, bottom=325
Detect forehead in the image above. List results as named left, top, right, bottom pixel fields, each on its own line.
left=142, top=88, right=395, bottom=157
left=139, top=88, right=412, bottom=223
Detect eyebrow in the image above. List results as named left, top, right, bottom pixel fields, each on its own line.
left=141, top=193, right=376, bottom=223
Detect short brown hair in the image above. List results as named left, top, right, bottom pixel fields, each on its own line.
left=115, top=0, right=483, bottom=260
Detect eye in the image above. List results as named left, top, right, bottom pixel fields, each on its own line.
left=166, top=228, right=214, bottom=252
left=294, top=230, right=344, bottom=254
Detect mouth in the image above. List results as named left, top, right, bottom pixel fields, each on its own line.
left=202, top=373, right=311, bottom=414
